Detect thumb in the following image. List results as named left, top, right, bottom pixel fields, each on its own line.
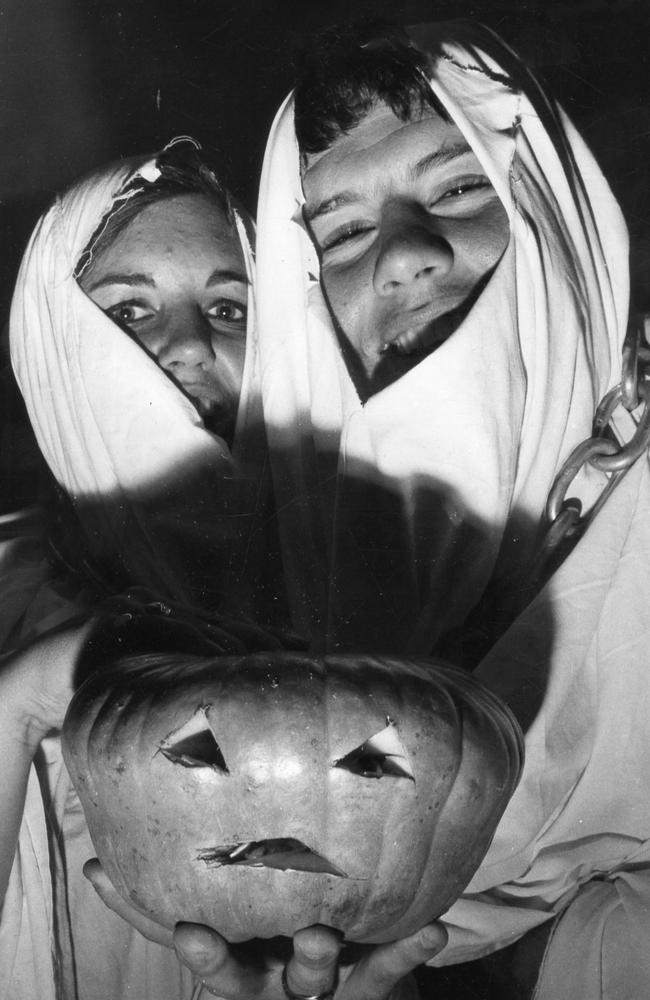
left=83, top=858, right=172, bottom=946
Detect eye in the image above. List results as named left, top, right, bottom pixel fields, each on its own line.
left=430, top=175, right=497, bottom=213
left=333, top=719, right=414, bottom=781
left=440, top=177, right=491, bottom=199
left=106, top=300, right=154, bottom=327
left=320, top=221, right=375, bottom=254
left=207, top=299, right=247, bottom=327
left=159, top=707, right=228, bottom=772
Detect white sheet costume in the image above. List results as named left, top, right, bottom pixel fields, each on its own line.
left=1, top=149, right=263, bottom=999
left=255, top=21, right=650, bottom=999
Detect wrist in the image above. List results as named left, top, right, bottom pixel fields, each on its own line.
left=0, top=617, right=94, bottom=748
left=0, top=682, right=50, bottom=753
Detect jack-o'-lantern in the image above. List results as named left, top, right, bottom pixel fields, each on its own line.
left=62, top=650, right=523, bottom=943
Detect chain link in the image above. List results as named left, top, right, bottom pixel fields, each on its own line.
left=538, top=315, right=650, bottom=572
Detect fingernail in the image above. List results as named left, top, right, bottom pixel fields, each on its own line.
left=175, top=941, right=211, bottom=966
left=82, top=859, right=99, bottom=883
left=294, top=924, right=342, bottom=965
left=417, top=923, right=447, bottom=950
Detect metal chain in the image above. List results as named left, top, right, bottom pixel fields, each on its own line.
left=537, top=315, right=650, bottom=575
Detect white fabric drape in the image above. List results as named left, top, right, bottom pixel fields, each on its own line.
left=439, top=453, right=650, bottom=991
left=255, top=20, right=650, bottom=997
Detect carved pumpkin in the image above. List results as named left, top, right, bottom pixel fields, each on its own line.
left=62, top=651, right=523, bottom=943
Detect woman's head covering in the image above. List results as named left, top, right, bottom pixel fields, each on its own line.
left=255, top=22, right=630, bottom=655
left=10, top=139, right=270, bottom=613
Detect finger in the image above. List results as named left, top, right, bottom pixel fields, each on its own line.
left=285, top=925, right=342, bottom=998
left=339, top=923, right=448, bottom=1000
left=173, top=923, right=229, bottom=981
left=173, top=922, right=268, bottom=998
left=83, top=858, right=173, bottom=947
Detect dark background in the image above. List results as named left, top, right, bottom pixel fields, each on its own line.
left=2, top=0, right=650, bottom=507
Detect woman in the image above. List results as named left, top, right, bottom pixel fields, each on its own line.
left=9, top=137, right=272, bottom=620
left=243, top=18, right=650, bottom=1000
left=0, top=137, right=443, bottom=1000
left=0, top=138, right=273, bottom=1000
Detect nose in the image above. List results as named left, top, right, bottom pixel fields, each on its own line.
left=373, top=210, right=453, bottom=297
left=151, top=309, right=215, bottom=371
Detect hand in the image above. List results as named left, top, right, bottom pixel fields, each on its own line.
left=174, top=920, right=445, bottom=1000
left=84, top=859, right=448, bottom=999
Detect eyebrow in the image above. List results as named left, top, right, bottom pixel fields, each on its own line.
left=85, top=267, right=249, bottom=293
left=85, top=272, right=154, bottom=292
left=304, top=141, right=474, bottom=223
left=409, top=142, right=473, bottom=180
left=205, top=267, right=249, bottom=286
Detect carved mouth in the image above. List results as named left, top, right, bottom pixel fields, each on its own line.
left=197, top=838, right=347, bottom=877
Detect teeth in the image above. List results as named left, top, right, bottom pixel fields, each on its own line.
left=380, top=329, right=422, bottom=356
left=392, top=333, right=415, bottom=355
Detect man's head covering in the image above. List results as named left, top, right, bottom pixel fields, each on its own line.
left=10, top=140, right=268, bottom=612
left=255, top=22, right=630, bottom=655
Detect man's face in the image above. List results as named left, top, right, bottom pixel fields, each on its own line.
left=302, top=103, right=510, bottom=397
left=80, top=192, right=248, bottom=442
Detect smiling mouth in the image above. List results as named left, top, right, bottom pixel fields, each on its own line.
left=381, top=270, right=495, bottom=358
left=382, top=297, right=473, bottom=358
left=196, top=838, right=347, bottom=876
left=176, top=381, right=236, bottom=430
left=178, top=381, right=220, bottom=411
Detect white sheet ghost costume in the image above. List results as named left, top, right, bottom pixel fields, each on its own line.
left=255, top=21, right=650, bottom=999
left=0, top=147, right=266, bottom=999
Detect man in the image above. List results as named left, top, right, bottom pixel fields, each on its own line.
left=95, top=21, right=650, bottom=1000
left=253, top=19, right=650, bottom=1000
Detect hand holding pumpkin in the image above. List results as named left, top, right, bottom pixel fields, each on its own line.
left=173, top=918, right=447, bottom=999
left=83, top=860, right=447, bottom=1000
left=67, top=649, right=521, bottom=998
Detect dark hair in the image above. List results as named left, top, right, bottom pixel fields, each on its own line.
left=75, top=139, right=231, bottom=280
left=293, top=22, right=448, bottom=157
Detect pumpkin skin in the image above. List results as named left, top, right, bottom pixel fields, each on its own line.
left=62, top=651, right=523, bottom=944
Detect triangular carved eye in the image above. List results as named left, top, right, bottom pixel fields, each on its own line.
left=333, top=719, right=414, bottom=781
left=160, top=707, right=228, bottom=772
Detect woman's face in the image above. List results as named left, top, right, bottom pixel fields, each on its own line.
left=79, top=192, right=249, bottom=440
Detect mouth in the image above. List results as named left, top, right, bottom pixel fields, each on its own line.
left=196, top=838, right=348, bottom=877
left=177, top=381, right=237, bottom=434
left=178, top=380, right=221, bottom=413
left=381, top=297, right=473, bottom=358
left=381, top=270, right=495, bottom=358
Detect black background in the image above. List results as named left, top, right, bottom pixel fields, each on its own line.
left=2, top=0, right=650, bottom=505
